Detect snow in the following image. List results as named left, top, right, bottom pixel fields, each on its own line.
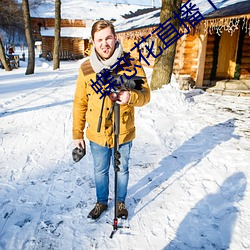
left=0, top=48, right=250, bottom=250
left=93, top=0, right=162, bottom=7
left=114, top=9, right=160, bottom=33
left=40, top=27, right=92, bottom=39
left=30, top=0, right=152, bottom=20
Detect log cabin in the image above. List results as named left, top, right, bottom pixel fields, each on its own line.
left=31, top=18, right=92, bottom=60
left=30, top=1, right=152, bottom=60
left=114, top=0, right=250, bottom=95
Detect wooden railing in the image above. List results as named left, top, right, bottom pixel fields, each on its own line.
left=46, top=51, right=84, bottom=61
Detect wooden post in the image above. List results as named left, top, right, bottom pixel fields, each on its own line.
left=195, top=34, right=208, bottom=88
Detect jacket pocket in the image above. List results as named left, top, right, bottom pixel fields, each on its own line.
left=120, top=106, right=134, bottom=134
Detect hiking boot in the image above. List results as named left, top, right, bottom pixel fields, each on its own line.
left=87, top=202, right=108, bottom=220
left=117, top=202, right=128, bottom=219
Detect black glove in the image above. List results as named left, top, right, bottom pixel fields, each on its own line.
left=72, top=146, right=86, bottom=162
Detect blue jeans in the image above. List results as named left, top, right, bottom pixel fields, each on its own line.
left=90, top=141, right=132, bottom=205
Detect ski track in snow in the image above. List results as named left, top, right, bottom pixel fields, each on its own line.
left=0, top=58, right=250, bottom=249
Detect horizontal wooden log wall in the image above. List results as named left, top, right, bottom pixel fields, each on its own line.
left=173, top=36, right=185, bottom=75
left=41, top=37, right=87, bottom=58
left=41, top=37, right=53, bottom=58
left=32, top=17, right=87, bottom=59
left=173, top=34, right=199, bottom=80
left=32, top=18, right=86, bottom=28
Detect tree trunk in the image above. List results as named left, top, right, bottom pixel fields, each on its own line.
left=0, top=37, right=11, bottom=71
left=151, top=0, right=182, bottom=90
left=53, top=0, right=61, bottom=70
left=22, top=0, right=35, bottom=75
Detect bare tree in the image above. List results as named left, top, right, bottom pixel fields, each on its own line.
left=0, top=0, right=24, bottom=36
left=0, top=0, right=23, bottom=71
left=22, top=0, right=35, bottom=75
left=53, top=0, right=61, bottom=70
left=151, top=0, right=182, bottom=90
left=0, top=37, right=11, bottom=71
left=29, top=0, right=47, bottom=8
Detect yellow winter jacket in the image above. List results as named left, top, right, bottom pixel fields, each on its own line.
left=72, top=54, right=150, bottom=148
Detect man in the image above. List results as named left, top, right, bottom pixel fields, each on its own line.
left=72, top=20, right=150, bottom=220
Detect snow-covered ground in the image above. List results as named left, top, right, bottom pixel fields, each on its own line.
left=0, top=49, right=250, bottom=250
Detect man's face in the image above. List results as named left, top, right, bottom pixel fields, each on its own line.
left=93, top=27, right=117, bottom=60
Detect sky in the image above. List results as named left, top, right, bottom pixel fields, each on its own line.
left=0, top=48, right=249, bottom=249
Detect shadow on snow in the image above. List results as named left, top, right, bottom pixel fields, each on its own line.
left=128, top=118, right=239, bottom=213
left=0, top=100, right=73, bottom=117
left=164, top=172, right=247, bottom=249
left=127, top=118, right=244, bottom=248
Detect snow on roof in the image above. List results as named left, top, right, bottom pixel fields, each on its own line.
left=40, top=27, right=91, bottom=39
left=30, top=0, right=151, bottom=20
left=114, top=9, right=160, bottom=33
left=114, top=0, right=250, bottom=33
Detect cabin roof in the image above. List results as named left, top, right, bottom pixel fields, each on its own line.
left=114, top=0, right=250, bottom=33
left=30, top=0, right=151, bottom=20
left=205, top=1, right=250, bottom=19
left=40, top=27, right=91, bottom=39
left=114, top=8, right=160, bottom=33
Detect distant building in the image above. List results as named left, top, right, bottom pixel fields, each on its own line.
left=30, top=0, right=151, bottom=60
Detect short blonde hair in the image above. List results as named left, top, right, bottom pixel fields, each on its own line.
left=91, top=20, right=116, bottom=40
